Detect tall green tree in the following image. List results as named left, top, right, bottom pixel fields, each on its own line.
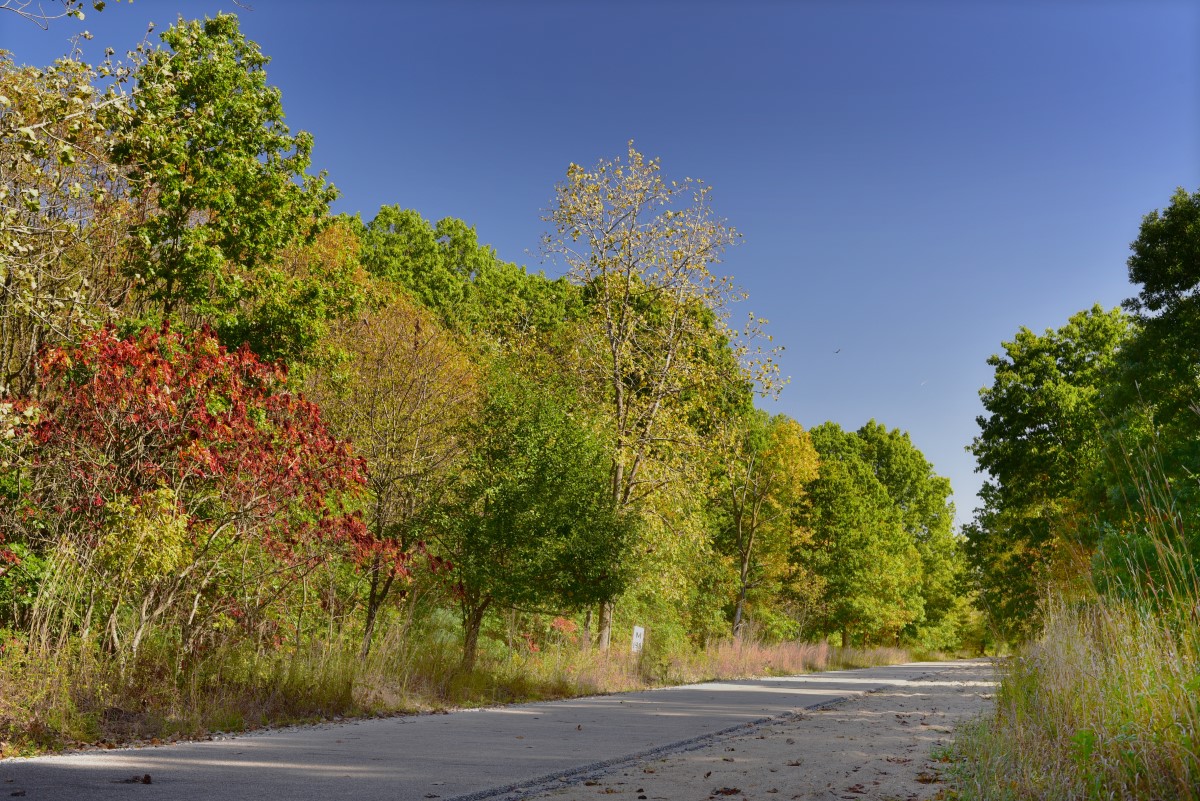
left=1112, top=187, right=1200, bottom=507
left=967, top=305, right=1129, bottom=638
left=1124, top=187, right=1200, bottom=333
left=440, top=362, right=633, bottom=670
left=107, top=14, right=340, bottom=362
left=798, top=423, right=922, bottom=646
left=854, top=420, right=961, bottom=644
left=1090, top=187, right=1200, bottom=592
left=359, top=206, right=581, bottom=344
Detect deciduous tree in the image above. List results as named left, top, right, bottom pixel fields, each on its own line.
left=106, top=14, right=338, bottom=357
left=1124, top=187, right=1200, bottom=326
left=798, top=423, right=922, bottom=646
left=967, top=306, right=1128, bottom=637
left=854, top=420, right=960, bottom=644
left=542, top=142, right=765, bottom=648
left=1112, top=187, right=1200, bottom=510
left=713, top=410, right=818, bottom=638
left=359, top=206, right=581, bottom=345
left=440, top=362, right=633, bottom=670
left=0, top=52, right=134, bottom=395
left=310, top=295, right=476, bottom=658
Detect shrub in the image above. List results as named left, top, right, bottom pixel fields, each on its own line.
left=5, top=325, right=367, bottom=663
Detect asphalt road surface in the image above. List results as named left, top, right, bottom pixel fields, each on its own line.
left=0, top=662, right=964, bottom=801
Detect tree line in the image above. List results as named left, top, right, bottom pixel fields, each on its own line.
left=0, top=14, right=971, bottom=702
left=967, top=187, right=1200, bottom=640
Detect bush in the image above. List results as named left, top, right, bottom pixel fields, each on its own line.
left=4, top=325, right=366, bottom=664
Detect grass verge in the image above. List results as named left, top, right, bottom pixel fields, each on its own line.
left=949, top=598, right=1199, bottom=800
left=0, top=631, right=918, bottom=756
left=949, top=459, right=1200, bottom=800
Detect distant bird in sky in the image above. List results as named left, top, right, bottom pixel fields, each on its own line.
left=834, top=348, right=841, bottom=354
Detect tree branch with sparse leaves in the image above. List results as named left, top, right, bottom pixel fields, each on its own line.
left=1, top=0, right=121, bottom=30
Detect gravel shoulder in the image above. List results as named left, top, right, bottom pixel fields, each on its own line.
left=522, top=659, right=996, bottom=801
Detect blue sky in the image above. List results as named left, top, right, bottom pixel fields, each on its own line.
left=5, top=1, right=1198, bottom=523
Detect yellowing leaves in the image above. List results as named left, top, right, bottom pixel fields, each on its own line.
left=96, top=489, right=192, bottom=582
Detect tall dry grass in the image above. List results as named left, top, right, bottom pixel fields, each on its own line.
left=954, top=598, right=1200, bottom=800
left=0, top=619, right=916, bottom=755
left=952, top=459, right=1200, bottom=800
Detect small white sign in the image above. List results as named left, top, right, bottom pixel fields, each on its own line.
left=631, top=625, right=645, bottom=653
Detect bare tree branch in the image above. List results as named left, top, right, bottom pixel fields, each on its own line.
left=0, top=0, right=118, bottom=30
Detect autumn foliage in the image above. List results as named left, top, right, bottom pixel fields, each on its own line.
left=0, top=326, right=370, bottom=662
left=17, top=324, right=366, bottom=555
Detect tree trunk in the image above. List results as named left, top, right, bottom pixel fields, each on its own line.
left=733, top=546, right=751, bottom=639
left=360, top=552, right=396, bottom=661
left=461, top=597, right=490, bottom=672
left=732, top=589, right=748, bottom=639
left=597, top=442, right=626, bottom=653
left=597, top=601, right=613, bottom=650
left=581, top=609, right=592, bottom=650
left=841, top=627, right=849, bottom=649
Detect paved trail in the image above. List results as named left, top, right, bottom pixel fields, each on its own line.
left=0, top=660, right=994, bottom=801
left=528, top=659, right=996, bottom=801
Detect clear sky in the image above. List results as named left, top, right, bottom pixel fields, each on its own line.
left=4, top=0, right=1198, bottom=524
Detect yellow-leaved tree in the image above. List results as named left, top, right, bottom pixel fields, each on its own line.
left=0, top=51, right=136, bottom=395
left=542, top=142, right=778, bottom=648
left=713, top=411, right=820, bottom=638
left=310, top=294, right=479, bottom=658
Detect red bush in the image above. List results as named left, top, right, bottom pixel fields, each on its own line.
left=22, top=325, right=368, bottom=561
